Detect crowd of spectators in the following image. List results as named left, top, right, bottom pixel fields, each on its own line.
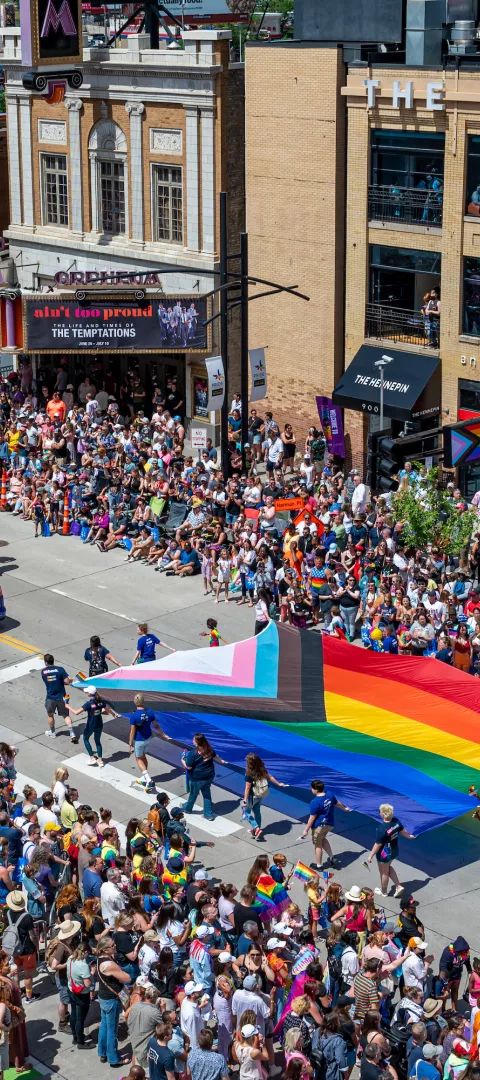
left=1, top=363, right=480, bottom=669
left=0, top=740, right=476, bottom=1080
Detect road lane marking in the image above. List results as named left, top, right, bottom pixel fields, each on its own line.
left=65, top=752, right=241, bottom=838
left=49, top=588, right=134, bottom=621
left=0, top=656, right=44, bottom=683
left=0, top=633, right=42, bottom=655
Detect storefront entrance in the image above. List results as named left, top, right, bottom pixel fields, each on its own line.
left=31, top=352, right=187, bottom=420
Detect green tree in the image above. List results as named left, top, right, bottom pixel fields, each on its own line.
left=392, top=467, right=477, bottom=556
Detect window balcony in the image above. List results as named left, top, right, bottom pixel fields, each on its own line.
left=366, top=302, right=440, bottom=349
left=368, top=185, right=443, bottom=228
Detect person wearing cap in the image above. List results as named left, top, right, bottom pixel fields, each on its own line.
left=180, top=982, right=205, bottom=1050
left=233, top=1023, right=270, bottom=1079
left=189, top=925, right=216, bottom=991
left=403, top=938, right=432, bottom=994
left=67, top=686, right=115, bottom=769
left=232, top=975, right=274, bottom=1044
left=397, top=897, right=424, bottom=949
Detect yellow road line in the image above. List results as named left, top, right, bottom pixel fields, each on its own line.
left=0, top=633, right=42, bottom=656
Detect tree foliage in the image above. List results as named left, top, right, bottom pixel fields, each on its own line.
left=392, top=467, right=477, bottom=556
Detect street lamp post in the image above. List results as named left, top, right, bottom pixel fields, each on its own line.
left=375, top=353, right=393, bottom=430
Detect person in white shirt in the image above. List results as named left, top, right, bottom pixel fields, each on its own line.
left=351, top=474, right=368, bottom=516
left=138, top=931, right=160, bottom=978
left=100, top=868, right=127, bottom=927
left=265, top=430, right=284, bottom=474
left=37, top=791, right=58, bottom=831
left=180, top=982, right=204, bottom=1050
left=402, top=938, right=430, bottom=992
left=423, top=592, right=446, bottom=630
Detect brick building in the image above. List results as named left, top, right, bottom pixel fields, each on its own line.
left=2, top=29, right=244, bottom=435
left=245, top=11, right=480, bottom=487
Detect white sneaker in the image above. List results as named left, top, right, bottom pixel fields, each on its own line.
left=97, top=759, right=104, bottom=768
left=394, top=884, right=404, bottom=897
left=45, top=729, right=56, bottom=738
left=374, top=887, right=387, bottom=897
left=86, top=758, right=98, bottom=766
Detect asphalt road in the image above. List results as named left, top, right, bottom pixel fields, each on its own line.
left=0, top=515, right=478, bottom=1079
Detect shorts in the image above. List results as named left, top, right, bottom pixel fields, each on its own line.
left=45, top=698, right=68, bottom=718
left=252, top=434, right=262, bottom=445
left=134, top=738, right=151, bottom=758
left=312, top=824, right=332, bottom=846
left=16, top=952, right=37, bottom=974
left=266, top=460, right=277, bottom=473
left=55, top=973, right=70, bottom=1004
left=310, top=594, right=320, bottom=610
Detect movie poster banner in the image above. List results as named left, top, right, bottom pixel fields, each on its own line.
left=205, top=355, right=225, bottom=412
left=23, top=296, right=208, bottom=353
left=316, top=395, right=346, bottom=458
left=249, top=347, right=267, bottom=401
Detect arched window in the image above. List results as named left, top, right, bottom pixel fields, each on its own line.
left=88, top=119, right=128, bottom=236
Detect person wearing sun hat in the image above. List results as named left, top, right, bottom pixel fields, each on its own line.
left=5, top=891, right=39, bottom=1003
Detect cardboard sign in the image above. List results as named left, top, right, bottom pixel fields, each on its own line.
left=274, top=498, right=305, bottom=513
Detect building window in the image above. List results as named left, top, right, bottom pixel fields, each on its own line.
left=152, top=164, right=183, bottom=243
left=369, top=130, right=444, bottom=226
left=463, top=258, right=480, bottom=336
left=98, top=159, right=126, bottom=236
left=88, top=119, right=128, bottom=237
left=466, top=136, right=480, bottom=215
left=367, top=245, right=441, bottom=348
left=41, top=153, right=68, bottom=227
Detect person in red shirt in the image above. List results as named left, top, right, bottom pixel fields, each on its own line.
left=465, top=590, right=480, bottom=617
left=46, top=392, right=66, bottom=424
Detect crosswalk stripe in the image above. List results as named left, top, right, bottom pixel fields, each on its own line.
left=0, top=656, right=44, bottom=684
left=65, top=752, right=241, bottom=838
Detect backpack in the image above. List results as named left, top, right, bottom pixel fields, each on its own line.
left=45, top=931, right=67, bottom=973
left=88, top=648, right=108, bottom=677
left=252, top=776, right=269, bottom=801
left=2, top=911, right=29, bottom=958
left=148, top=804, right=165, bottom=839
left=327, top=945, right=344, bottom=986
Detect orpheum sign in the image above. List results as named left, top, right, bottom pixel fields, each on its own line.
left=23, top=295, right=209, bottom=354
left=20, top=0, right=83, bottom=67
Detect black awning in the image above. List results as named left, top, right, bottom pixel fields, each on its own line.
left=332, top=345, right=440, bottom=422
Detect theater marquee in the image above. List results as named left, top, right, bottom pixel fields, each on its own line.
left=23, top=294, right=210, bottom=354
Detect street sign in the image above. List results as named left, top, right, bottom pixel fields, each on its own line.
left=191, top=427, right=208, bottom=449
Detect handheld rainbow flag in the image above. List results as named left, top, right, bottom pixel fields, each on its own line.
left=254, top=873, right=289, bottom=921
left=293, top=861, right=319, bottom=882
left=80, top=622, right=480, bottom=835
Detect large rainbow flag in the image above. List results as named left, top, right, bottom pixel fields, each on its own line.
left=77, top=622, right=480, bottom=835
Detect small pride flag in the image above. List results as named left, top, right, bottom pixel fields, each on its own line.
left=293, top=860, right=318, bottom=882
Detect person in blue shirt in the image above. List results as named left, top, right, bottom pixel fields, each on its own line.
left=299, top=779, right=352, bottom=871
left=132, top=623, right=175, bottom=665
left=127, top=692, right=173, bottom=793
left=41, top=652, right=78, bottom=743
left=84, top=634, right=120, bottom=677
left=67, top=686, right=115, bottom=768
left=83, top=855, right=104, bottom=900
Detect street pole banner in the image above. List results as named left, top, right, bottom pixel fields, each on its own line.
left=205, top=355, right=225, bottom=412
left=249, top=347, right=267, bottom=401
left=316, top=395, right=346, bottom=458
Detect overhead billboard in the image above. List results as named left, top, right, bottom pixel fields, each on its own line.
left=23, top=295, right=209, bottom=353
left=167, top=0, right=256, bottom=19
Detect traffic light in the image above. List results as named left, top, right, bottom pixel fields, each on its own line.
left=366, top=430, right=381, bottom=491
left=376, top=436, right=404, bottom=493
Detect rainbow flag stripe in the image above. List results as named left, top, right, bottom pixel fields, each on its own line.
left=83, top=623, right=479, bottom=835
left=293, top=861, right=318, bottom=882
left=255, top=874, right=289, bottom=921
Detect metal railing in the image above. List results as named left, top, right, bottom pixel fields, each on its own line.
left=368, top=184, right=443, bottom=227
left=366, top=302, right=440, bottom=348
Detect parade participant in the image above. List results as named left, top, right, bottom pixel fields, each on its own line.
left=41, top=654, right=78, bottom=742
left=127, top=693, right=173, bottom=794
left=299, top=780, right=352, bottom=871
left=67, top=687, right=116, bottom=768
left=365, top=804, right=416, bottom=898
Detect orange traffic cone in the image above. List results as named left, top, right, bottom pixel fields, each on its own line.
left=62, top=488, right=70, bottom=535
left=0, top=470, right=7, bottom=511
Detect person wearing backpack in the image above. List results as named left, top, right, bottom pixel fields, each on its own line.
left=241, top=753, right=289, bottom=842
left=2, top=892, right=38, bottom=1004
left=48, top=919, right=82, bottom=1031
left=84, top=634, right=121, bottom=678
left=66, top=940, right=93, bottom=1047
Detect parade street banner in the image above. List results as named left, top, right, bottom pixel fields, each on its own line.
left=205, top=354, right=225, bottom=412
left=23, top=296, right=208, bottom=353
left=249, top=347, right=267, bottom=401
left=316, top=395, right=346, bottom=458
